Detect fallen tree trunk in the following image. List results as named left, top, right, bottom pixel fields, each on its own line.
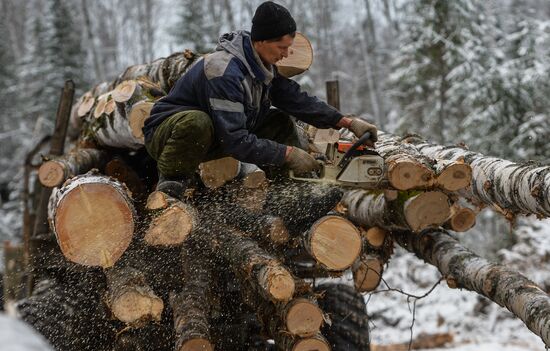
left=105, top=266, right=163, bottom=327
left=170, top=241, right=214, bottom=351
left=264, top=181, right=343, bottom=235
left=403, top=134, right=550, bottom=218
left=113, top=50, right=200, bottom=93
left=38, top=148, right=109, bottom=188
left=200, top=226, right=295, bottom=303
left=207, top=201, right=289, bottom=246
left=392, top=228, right=550, bottom=347
left=48, top=173, right=136, bottom=268
left=341, top=190, right=451, bottom=232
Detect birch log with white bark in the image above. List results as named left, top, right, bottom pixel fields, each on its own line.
left=38, top=148, right=109, bottom=187
left=403, top=134, right=550, bottom=218
left=376, top=131, right=435, bottom=190
left=341, top=189, right=451, bottom=232
left=393, top=228, right=550, bottom=347
left=48, top=173, right=136, bottom=268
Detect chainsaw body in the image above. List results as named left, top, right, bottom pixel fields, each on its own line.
left=290, top=133, right=387, bottom=189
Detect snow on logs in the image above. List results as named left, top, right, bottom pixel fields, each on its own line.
left=404, top=134, right=550, bottom=218
left=392, top=228, right=550, bottom=347
left=48, top=173, right=136, bottom=268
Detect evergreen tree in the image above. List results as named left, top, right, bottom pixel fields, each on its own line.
left=462, top=6, right=550, bottom=161
left=388, top=0, right=488, bottom=144
left=172, top=1, right=218, bottom=53
left=40, top=0, right=88, bottom=122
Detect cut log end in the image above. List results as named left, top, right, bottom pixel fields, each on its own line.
left=146, top=191, right=170, bottom=210
left=144, top=203, right=197, bottom=246
left=436, top=163, right=472, bottom=191
left=242, top=169, right=267, bottom=189
left=259, top=264, right=295, bottom=302
left=38, top=161, right=66, bottom=188
left=404, top=191, right=451, bottom=232
left=364, top=227, right=387, bottom=248
left=387, top=160, right=433, bottom=190
left=54, top=182, right=134, bottom=268
left=110, top=290, right=164, bottom=325
left=447, top=207, right=476, bottom=232
left=128, top=101, right=154, bottom=141
left=112, top=80, right=138, bottom=103
left=94, top=94, right=110, bottom=118
left=179, top=339, right=214, bottom=351
left=285, top=299, right=324, bottom=337
left=353, top=255, right=383, bottom=293
left=263, top=216, right=290, bottom=244
left=308, top=216, right=362, bottom=271
left=199, top=157, right=240, bottom=189
left=292, top=336, right=331, bottom=351
left=77, top=92, right=95, bottom=117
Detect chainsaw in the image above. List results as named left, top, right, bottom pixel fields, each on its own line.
left=290, top=132, right=387, bottom=189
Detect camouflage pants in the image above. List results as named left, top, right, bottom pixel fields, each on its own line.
left=145, top=109, right=303, bottom=179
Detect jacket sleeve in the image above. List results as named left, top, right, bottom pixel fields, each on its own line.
left=270, top=73, right=343, bottom=128
left=207, top=75, right=287, bottom=166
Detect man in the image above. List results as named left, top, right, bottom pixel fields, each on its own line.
left=143, top=1, right=378, bottom=199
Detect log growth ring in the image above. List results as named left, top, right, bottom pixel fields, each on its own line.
left=55, top=183, right=134, bottom=267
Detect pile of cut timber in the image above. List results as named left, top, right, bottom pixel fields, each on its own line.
left=18, top=50, right=550, bottom=350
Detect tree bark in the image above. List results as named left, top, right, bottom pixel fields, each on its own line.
left=403, top=134, right=550, bottom=218
left=264, top=181, right=343, bottom=235
left=38, top=148, right=109, bottom=188
left=376, top=131, right=435, bottom=190
left=393, top=228, right=550, bottom=347
left=105, top=266, right=163, bottom=327
left=342, top=190, right=451, bottom=232
left=113, top=50, right=200, bottom=93
left=48, top=173, right=136, bottom=268
left=170, top=242, right=214, bottom=351
left=199, top=226, right=295, bottom=303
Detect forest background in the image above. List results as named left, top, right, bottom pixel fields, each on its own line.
left=0, top=0, right=549, bottom=349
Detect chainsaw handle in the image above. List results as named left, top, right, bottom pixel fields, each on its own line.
left=342, top=132, right=372, bottom=162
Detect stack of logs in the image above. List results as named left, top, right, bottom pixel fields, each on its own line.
left=22, top=49, right=550, bottom=350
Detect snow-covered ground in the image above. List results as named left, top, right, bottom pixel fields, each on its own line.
left=361, top=217, right=550, bottom=351
left=0, top=314, right=53, bottom=351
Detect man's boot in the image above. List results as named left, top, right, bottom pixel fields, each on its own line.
left=156, top=174, right=189, bottom=201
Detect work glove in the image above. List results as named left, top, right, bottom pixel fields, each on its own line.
left=284, top=146, right=321, bottom=175
left=348, top=118, right=378, bottom=146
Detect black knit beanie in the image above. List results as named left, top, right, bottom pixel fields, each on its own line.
left=251, top=1, right=296, bottom=41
